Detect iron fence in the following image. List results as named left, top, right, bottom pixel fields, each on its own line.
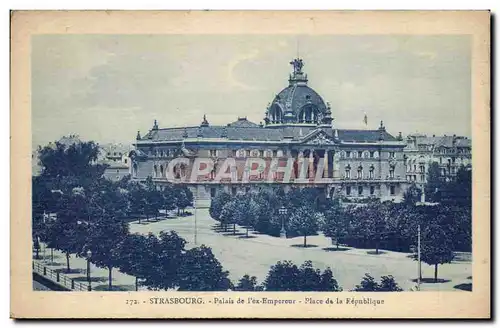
left=33, top=261, right=90, bottom=291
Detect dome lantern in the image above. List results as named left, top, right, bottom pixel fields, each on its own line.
left=265, top=58, right=332, bottom=127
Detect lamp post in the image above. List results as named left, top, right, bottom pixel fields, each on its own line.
left=417, top=224, right=421, bottom=291
left=34, top=236, right=41, bottom=260
left=86, top=249, right=92, bottom=291
left=278, top=206, right=288, bottom=238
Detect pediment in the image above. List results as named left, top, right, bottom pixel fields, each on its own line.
left=301, top=130, right=335, bottom=146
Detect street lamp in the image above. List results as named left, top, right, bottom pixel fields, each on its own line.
left=33, top=236, right=41, bottom=260
left=278, top=206, right=288, bottom=238
left=86, top=249, right=92, bottom=291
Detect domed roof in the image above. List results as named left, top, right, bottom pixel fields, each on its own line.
left=272, top=84, right=328, bottom=117
left=265, top=58, right=332, bottom=126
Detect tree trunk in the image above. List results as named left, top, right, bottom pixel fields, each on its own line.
left=138, top=216, right=141, bottom=224
left=434, top=264, right=438, bottom=283
left=135, top=277, right=138, bottom=291
left=233, top=223, right=236, bottom=235
left=66, top=253, right=70, bottom=272
left=304, top=234, right=307, bottom=247
left=336, top=240, right=340, bottom=250
left=50, top=248, right=54, bottom=263
left=246, top=227, right=249, bottom=238
left=146, top=214, right=149, bottom=222
left=108, top=266, right=113, bottom=291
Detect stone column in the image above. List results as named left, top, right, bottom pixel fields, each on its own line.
left=332, top=151, right=340, bottom=179
left=308, top=150, right=315, bottom=180
left=297, top=150, right=304, bottom=181
left=323, top=150, right=329, bottom=178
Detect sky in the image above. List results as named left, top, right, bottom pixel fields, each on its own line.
left=31, top=34, right=471, bottom=148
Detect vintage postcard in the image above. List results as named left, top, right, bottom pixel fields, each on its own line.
left=10, top=11, right=490, bottom=319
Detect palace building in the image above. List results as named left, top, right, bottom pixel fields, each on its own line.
left=130, top=58, right=410, bottom=206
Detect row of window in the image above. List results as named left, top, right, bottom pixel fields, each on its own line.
left=406, top=164, right=425, bottom=173
left=224, top=185, right=396, bottom=197
left=339, top=150, right=395, bottom=160
left=107, top=152, right=124, bottom=156
left=344, top=185, right=396, bottom=196
left=344, top=165, right=395, bottom=179
left=407, top=174, right=425, bottom=182
left=147, top=148, right=398, bottom=160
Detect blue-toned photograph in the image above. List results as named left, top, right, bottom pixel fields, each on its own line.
left=31, top=34, right=472, bottom=293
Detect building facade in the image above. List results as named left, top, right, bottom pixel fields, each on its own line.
left=97, top=143, right=133, bottom=182
left=130, top=58, right=410, bottom=206
left=404, top=134, right=472, bottom=187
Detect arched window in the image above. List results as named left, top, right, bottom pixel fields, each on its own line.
left=299, top=105, right=319, bottom=124
left=271, top=105, right=283, bottom=124
left=373, top=151, right=379, bottom=159
left=369, top=165, right=374, bottom=179
left=160, top=165, right=164, bottom=178
left=339, top=151, right=346, bottom=159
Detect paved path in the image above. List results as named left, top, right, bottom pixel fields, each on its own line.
left=129, top=208, right=472, bottom=291
left=34, top=208, right=472, bottom=292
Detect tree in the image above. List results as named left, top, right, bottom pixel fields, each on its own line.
left=234, top=197, right=259, bottom=238
left=142, top=231, right=187, bottom=290
left=144, top=176, right=162, bottom=221
left=403, top=183, right=423, bottom=205
left=417, top=221, right=455, bottom=282
left=128, top=181, right=147, bottom=223
left=263, top=260, right=301, bottom=291
left=161, top=184, right=176, bottom=218
left=319, top=267, right=342, bottom=292
left=177, top=245, right=232, bottom=291
left=352, top=274, right=402, bottom=291
left=173, top=184, right=194, bottom=215
left=209, top=191, right=232, bottom=229
left=235, top=275, right=258, bottom=291
left=287, top=206, right=321, bottom=247
left=37, top=139, right=106, bottom=192
left=85, top=215, right=129, bottom=291
left=264, top=260, right=341, bottom=291
left=322, top=199, right=349, bottom=250
left=220, top=200, right=238, bottom=234
left=44, top=189, right=89, bottom=272
left=117, top=233, right=156, bottom=291
left=252, top=189, right=281, bottom=236
left=378, top=275, right=403, bottom=291
left=425, top=162, right=444, bottom=202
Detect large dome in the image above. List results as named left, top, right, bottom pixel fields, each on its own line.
left=265, top=58, right=332, bottom=126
